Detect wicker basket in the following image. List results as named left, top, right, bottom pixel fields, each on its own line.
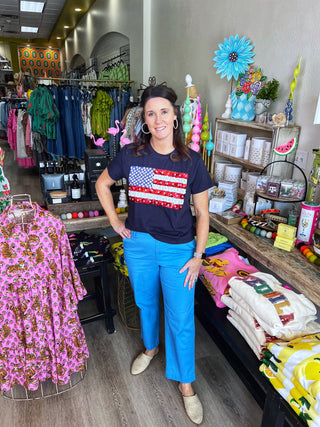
left=116, top=270, right=140, bottom=331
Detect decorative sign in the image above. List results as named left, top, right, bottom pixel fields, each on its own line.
left=18, top=46, right=61, bottom=77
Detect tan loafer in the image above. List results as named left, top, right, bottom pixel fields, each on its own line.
left=130, top=348, right=159, bottom=375
left=179, top=385, right=203, bottom=425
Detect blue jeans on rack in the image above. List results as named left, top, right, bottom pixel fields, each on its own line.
left=123, top=231, right=196, bottom=383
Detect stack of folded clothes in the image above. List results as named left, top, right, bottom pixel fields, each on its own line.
left=199, top=247, right=259, bottom=308
left=68, top=231, right=111, bottom=269
left=260, top=335, right=320, bottom=426
left=222, top=272, right=320, bottom=359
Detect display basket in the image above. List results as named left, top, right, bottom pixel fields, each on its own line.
left=116, top=270, right=140, bottom=331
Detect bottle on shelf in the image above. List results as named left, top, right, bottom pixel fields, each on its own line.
left=71, top=174, right=81, bottom=201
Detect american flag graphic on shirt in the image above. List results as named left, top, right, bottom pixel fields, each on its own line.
left=128, top=166, right=188, bottom=210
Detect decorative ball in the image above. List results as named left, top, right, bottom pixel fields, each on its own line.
left=272, top=232, right=277, bottom=240
left=306, top=251, right=314, bottom=260
left=88, top=210, right=94, bottom=217
left=120, top=207, right=126, bottom=213
left=260, top=230, right=267, bottom=238
left=93, top=210, right=99, bottom=217
left=309, top=254, right=318, bottom=263
left=66, top=213, right=72, bottom=220
left=206, top=141, right=214, bottom=152
left=300, top=245, right=308, bottom=253
left=61, top=213, right=67, bottom=220
left=254, top=228, right=261, bottom=236
left=250, top=226, right=256, bottom=233
left=190, top=142, right=200, bottom=152
left=314, top=257, right=320, bottom=266
left=78, top=212, right=84, bottom=219
left=266, top=231, right=273, bottom=239
left=183, top=123, right=191, bottom=134
left=202, top=123, right=210, bottom=131
left=83, top=211, right=89, bottom=218
left=72, top=212, right=78, bottom=219
left=245, top=223, right=252, bottom=230
left=191, top=134, right=201, bottom=143
left=302, top=248, right=311, bottom=256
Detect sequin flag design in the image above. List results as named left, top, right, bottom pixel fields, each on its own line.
left=128, top=166, right=188, bottom=209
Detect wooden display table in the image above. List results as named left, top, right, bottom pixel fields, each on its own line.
left=209, top=213, right=320, bottom=307
left=46, top=200, right=127, bottom=232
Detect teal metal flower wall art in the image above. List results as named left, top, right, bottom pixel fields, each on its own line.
left=213, top=34, right=255, bottom=81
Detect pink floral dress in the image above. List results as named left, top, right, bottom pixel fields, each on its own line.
left=0, top=203, right=89, bottom=391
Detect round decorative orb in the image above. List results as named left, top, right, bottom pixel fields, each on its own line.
left=201, top=131, right=210, bottom=141
left=78, top=212, right=84, bottom=219
left=272, top=232, right=277, bottom=240
left=66, top=213, right=72, bottom=220
left=254, top=228, right=261, bottom=236
left=202, top=123, right=210, bottom=131
left=250, top=226, right=256, bottom=233
left=300, top=245, right=308, bottom=253
left=83, top=211, right=89, bottom=218
left=306, top=251, right=314, bottom=259
left=72, top=212, right=78, bottom=219
left=183, top=123, right=192, bottom=134
left=88, top=210, right=94, bottom=217
left=60, top=213, right=67, bottom=220
left=302, top=248, right=311, bottom=256
left=190, top=142, right=200, bottom=152
left=191, top=134, right=200, bottom=143
left=260, top=230, right=267, bottom=238
left=309, top=254, right=317, bottom=263
left=266, top=231, right=273, bottom=239
left=193, top=125, right=201, bottom=134
left=314, top=257, right=320, bottom=266
left=206, top=141, right=214, bottom=152
left=93, top=210, right=99, bottom=217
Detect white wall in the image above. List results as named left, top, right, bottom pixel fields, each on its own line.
left=64, top=0, right=143, bottom=86
left=149, top=0, right=320, bottom=174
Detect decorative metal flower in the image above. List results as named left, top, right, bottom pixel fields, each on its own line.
left=213, top=34, right=255, bottom=81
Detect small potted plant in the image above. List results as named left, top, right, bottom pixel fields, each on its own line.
left=254, top=78, right=280, bottom=121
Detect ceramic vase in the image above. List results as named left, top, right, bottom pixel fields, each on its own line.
left=231, top=89, right=256, bottom=121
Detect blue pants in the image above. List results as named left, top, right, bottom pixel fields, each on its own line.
left=123, top=231, right=196, bottom=383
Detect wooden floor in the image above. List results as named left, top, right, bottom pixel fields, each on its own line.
left=0, top=139, right=262, bottom=427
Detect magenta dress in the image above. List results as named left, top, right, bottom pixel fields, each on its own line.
left=0, top=203, right=89, bottom=391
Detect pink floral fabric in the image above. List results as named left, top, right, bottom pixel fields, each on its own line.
left=0, top=203, right=89, bottom=391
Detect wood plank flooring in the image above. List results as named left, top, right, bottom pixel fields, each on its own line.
left=0, top=316, right=262, bottom=427
left=0, top=138, right=262, bottom=426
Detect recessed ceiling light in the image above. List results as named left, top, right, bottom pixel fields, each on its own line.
left=20, top=1, right=45, bottom=13
left=75, top=8, right=82, bottom=12
left=27, top=44, right=30, bottom=47
left=56, top=37, right=61, bottom=39
left=64, top=26, right=69, bottom=29
left=21, top=26, right=38, bottom=33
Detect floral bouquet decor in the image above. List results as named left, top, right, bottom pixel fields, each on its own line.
left=231, top=67, right=267, bottom=121
left=213, top=34, right=255, bottom=119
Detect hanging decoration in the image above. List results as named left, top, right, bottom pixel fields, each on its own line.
left=205, top=123, right=214, bottom=170
left=182, top=88, right=192, bottom=144
left=200, top=105, right=210, bottom=163
left=190, top=107, right=201, bottom=152
left=285, top=57, right=302, bottom=124
left=213, top=34, right=255, bottom=82
left=18, top=46, right=61, bottom=78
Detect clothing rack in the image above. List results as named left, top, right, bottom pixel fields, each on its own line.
left=35, top=77, right=134, bottom=93
left=102, top=52, right=126, bottom=65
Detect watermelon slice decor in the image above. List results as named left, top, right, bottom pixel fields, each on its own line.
left=273, top=137, right=298, bottom=156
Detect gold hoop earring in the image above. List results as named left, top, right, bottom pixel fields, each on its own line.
left=141, top=123, right=150, bottom=134
left=173, top=119, right=178, bottom=130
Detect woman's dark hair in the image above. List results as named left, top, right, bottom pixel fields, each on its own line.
left=135, top=84, right=190, bottom=161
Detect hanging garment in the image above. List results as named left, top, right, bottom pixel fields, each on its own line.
left=90, top=89, right=114, bottom=139
left=0, top=203, right=89, bottom=392
left=27, top=86, right=60, bottom=139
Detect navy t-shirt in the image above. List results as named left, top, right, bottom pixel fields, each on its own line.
left=108, top=144, right=213, bottom=244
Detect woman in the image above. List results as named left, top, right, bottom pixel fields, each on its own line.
left=96, top=84, right=213, bottom=424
